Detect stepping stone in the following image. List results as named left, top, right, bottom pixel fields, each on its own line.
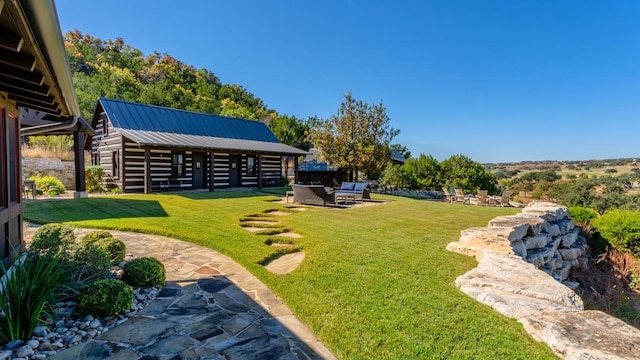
left=242, top=220, right=278, bottom=225
left=265, top=211, right=292, bottom=216
left=269, top=243, right=295, bottom=247
left=264, top=251, right=305, bottom=274
left=272, top=232, right=302, bottom=238
left=243, top=227, right=269, bottom=233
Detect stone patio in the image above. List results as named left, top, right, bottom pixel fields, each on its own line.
left=23, top=227, right=335, bottom=360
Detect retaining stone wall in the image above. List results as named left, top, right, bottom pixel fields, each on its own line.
left=447, top=202, right=640, bottom=359
left=22, top=158, right=76, bottom=190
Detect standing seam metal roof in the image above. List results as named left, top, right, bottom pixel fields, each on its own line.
left=100, top=97, right=280, bottom=142
left=98, top=98, right=307, bottom=155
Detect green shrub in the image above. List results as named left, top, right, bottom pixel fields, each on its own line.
left=81, top=231, right=126, bottom=264
left=81, top=231, right=115, bottom=246
left=76, top=279, right=132, bottom=318
left=96, top=238, right=126, bottom=264
left=0, top=253, right=65, bottom=342
left=85, top=165, right=106, bottom=193
left=66, top=245, right=111, bottom=291
left=29, top=223, right=75, bottom=259
left=30, top=175, right=66, bottom=196
left=592, top=209, right=640, bottom=256
left=123, top=257, right=165, bottom=288
left=569, top=206, right=599, bottom=230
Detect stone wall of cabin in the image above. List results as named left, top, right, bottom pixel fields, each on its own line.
left=446, top=202, right=640, bottom=359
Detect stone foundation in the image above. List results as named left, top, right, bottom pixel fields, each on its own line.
left=447, top=202, right=640, bottom=359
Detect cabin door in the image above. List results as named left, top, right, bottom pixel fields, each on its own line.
left=229, top=155, right=241, bottom=187
left=192, top=153, right=206, bottom=189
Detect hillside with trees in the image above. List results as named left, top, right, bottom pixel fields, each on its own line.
left=64, top=30, right=310, bottom=150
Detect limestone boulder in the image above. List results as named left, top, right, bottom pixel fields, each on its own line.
left=455, top=251, right=583, bottom=320
left=522, top=202, right=569, bottom=222
left=520, top=310, right=640, bottom=360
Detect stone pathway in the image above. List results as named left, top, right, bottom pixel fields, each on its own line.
left=44, top=229, right=335, bottom=360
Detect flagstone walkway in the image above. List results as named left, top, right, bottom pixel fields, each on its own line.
left=38, top=228, right=336, bottom=360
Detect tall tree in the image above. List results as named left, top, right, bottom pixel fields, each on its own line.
left=309, top=91, right=399, bottom=180
left=441, top=154, right=498, bottom=194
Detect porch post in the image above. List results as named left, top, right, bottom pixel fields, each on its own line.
left=73, top=131, right=88, bottom=198
left=257, top=153, right=262, bottom=189
left=209, top=152, right=215, bottom=192
left=144, top=148, right=151, bottom=194
left=294, top=155, right=299, bottom=184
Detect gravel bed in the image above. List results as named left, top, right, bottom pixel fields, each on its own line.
left=0, top=257, right=161, bottom=359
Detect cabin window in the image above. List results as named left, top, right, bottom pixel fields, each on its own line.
left=246, top=156, right=257, bottom=176
left=7, top=112, right=19, bottom=204
left=172, top=152, right=185, bottom=177
left=112, top=150, right=120, bottom=179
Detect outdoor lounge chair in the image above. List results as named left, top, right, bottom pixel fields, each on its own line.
left=292, top=184, right=335, bottom=206
left=498, top=190, right=512, bottom=207
left=476, top=190, right=488, bottom=206
left=336, top=182, right=371, bottom=201
left=441, top=187, right=453, bottom=202
left=454, top=189, right=470, bottom=204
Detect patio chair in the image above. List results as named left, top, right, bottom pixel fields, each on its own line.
left=292, top=184, right=335, bottom=206
left=498, top=190, right=512, bottom=207
left=476, top=190, right=488, bottom=206
left=454, top=189, right=470, bottom=204
left=441, top=187, right=453, bottom=202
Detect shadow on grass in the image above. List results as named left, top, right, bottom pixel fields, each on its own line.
left=172, top=190, right=279, bottom=201
left=24, top=198, right=169, bottom=223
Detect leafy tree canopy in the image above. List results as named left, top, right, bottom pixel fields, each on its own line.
left=308, top=91, right=399, bottom=180
left=64, top=30, right=307, bottom=148
left=441, top=154, right=499, bottom=194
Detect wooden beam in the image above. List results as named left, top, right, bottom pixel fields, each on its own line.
left=144, top=148, right=151, bottom=194
left=0, top=47, right=36, bottom=71
left=0, top=27, right=23, bottom=52
left=209, top=152, right=215, bottom=192
left=8, top=93, right=55, bottom=110
left=0, top=75, right=49, bottom=96
left=257, top=154, right=262, bottom=189
left=0, top=84, right=53, bottom=103
left=16, top=101, right=60, bottom=116
left=74, top=132, right=87, bottom=192
left=0, top=65, right=44, bottom=85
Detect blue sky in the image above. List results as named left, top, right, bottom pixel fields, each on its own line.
left=56, top=0, right=640, bottom=163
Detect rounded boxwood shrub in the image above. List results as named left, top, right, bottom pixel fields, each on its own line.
left=67, top=245, right=111, bottom=290
left=76, top=279, right=132, bottom=318
left=81, top=231, right=126, bottom=264
left=95, top=237, right=126, bottom=265
left=29, top=223, right=75, bottom=258
left=81, top=231, right=114, bottom=246
left=123, top=257, right=165, bottom=288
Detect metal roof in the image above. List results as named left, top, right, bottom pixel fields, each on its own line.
left=298, top=160, right=339, bottom=172
left=98, top=98, right=306, bottom=155
left=118, top=129, right=307, bottom=155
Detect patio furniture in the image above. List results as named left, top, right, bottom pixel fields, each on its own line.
left=454, top=189, right=470, bottom=204
left=292, top=184, right=335, bottom=206
left=285, top=190, right=294, bottom=203
left=335, top=193, right=356, bottom=204
left=337, top=182, right=371, bottom=201
left=441, top=187, right=453, bottom=202
left=497, top=190, right=512, bottom=207
left=476, top=190, right=489, bottom=206
left=23, top=180, right=36, bottom=200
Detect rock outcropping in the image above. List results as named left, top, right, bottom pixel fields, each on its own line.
left=447, top=202, right=640, bottom=360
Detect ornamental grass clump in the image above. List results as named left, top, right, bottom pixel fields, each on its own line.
left=76, top=279, right=132, bottom=318
left=0, top=254, right=66, bottom=342
left=123, top=257, right=165, bottom=288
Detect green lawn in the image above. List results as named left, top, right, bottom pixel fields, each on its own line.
left=25, top=192, right=557, bottom=359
